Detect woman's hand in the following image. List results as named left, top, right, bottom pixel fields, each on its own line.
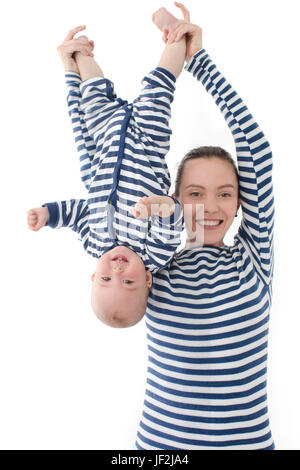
left=27, top=207, right=49, bottom=232
left=168, top=21, right=202, bottom=60
left=57, top=25, right=94, bottom=73
left=166, top=3, right=202, bottom=61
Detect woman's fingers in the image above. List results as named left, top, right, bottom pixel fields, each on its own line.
left=76, top=34, right=89, bottom=42
left=64, top=25, right=86, bottom=42
left=168, top=24, right=188, bottom=44
left=169, top=19, right=186, bottom=32
left=74, top=36, right=94, bottom=54
left=168, top=22, right=198, bottom=43
left=58, top=28, right=94, bottom=62
left=162, top=29, right=168, bottom=44
left=60, top=39, right=94, bottom=56
left=174, top=2, right=190, bottom=22
left=74, top=45, right=94, bottom=56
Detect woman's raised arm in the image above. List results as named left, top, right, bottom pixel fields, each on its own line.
left=171, top=19, right=274, bottom=285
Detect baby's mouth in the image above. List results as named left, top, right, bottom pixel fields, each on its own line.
left=111, top=255, right=128, bottom=262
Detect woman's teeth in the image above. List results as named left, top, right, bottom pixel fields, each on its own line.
left=198, top=220, right=222, bottom=226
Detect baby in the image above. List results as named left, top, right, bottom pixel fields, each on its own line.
left=27, top=6, right=187, bottom=328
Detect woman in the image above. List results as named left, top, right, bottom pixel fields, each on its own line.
left=135, top=5, right=275, bottom=450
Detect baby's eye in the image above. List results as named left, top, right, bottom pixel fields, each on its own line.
left=123, top=280, right=134, bottom=284
left=101, top=277, right=111, bottom=281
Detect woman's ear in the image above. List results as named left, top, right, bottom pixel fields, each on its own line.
left=235, top=199, right=241, bottom=216
left=91, top=273, right=95, bottom=281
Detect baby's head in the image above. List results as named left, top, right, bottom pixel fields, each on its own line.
left=91, top=246, right=152, bottom=328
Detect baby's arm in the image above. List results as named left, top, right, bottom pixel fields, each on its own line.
left=28, top=199, right=89, bottom=233
left=27, top=200, right=90, bottom=252
left=130, top=195, right=183, bottom=271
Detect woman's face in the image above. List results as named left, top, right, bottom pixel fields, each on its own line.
left=176, top=157, right=241, bottom=247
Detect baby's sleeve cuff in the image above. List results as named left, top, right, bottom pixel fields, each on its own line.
left=42, top=202, right=59, bottom=228
left=153, top=196, right=183, bottom=226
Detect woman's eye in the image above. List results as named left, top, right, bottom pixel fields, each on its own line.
left=219, top=193, right=231, bottom=197
left=101, top=277, right=111, bottom=281
left=189, top=192, right=201, bottom=197
left=123, top=280, right=133, bottom=284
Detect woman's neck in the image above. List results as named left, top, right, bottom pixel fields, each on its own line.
left=185, top=238, right=225, bottom=249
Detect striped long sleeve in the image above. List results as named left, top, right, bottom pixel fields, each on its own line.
left=65, top=73, right=96, bottom=190
left=132, top=67, right=176, bottom=155
left=42, top=199, right=90, bottom=248
left=79, top=77, right=126, bottom=152
left=186, top=49, right=274, bottom=285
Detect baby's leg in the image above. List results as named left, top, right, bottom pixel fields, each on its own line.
left=152, top=7, right=178, bottom=32
left=74, top=51, right=123, bottom=152
left=74, top=52, right=104, bottom=81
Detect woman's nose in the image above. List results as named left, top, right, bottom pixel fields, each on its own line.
left=204, top=196, right=219, bottom=213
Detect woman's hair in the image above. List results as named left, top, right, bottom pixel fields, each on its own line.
left=174, top=146, right=239, bottom=197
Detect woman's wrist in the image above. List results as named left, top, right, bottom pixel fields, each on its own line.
left=186, top=47, right=203, bottom=61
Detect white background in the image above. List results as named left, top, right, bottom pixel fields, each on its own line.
left=1, top=0, right=299, bottom=450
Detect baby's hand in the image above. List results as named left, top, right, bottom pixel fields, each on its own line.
left=152, top=7, right=178, bottom=32
left=27, top=207, right=49, bottom=232
left=130, top=196, right=175, bottom=219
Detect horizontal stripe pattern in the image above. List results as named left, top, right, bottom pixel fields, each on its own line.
left=43, top=68, right=183, bottom=272
left=136, top=50, right=275, bottom=450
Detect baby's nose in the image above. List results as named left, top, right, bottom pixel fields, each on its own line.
left=112, top=261, right=125, bottom=272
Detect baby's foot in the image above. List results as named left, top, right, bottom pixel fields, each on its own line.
left=152, top=7, right=178, bottom=32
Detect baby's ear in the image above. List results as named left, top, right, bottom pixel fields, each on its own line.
left=146, top=270, right=153, bottom=288
left=91, top=273, right=95, bottom=281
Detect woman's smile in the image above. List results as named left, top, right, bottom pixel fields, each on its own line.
left=196, top=218, right=224, bottom=229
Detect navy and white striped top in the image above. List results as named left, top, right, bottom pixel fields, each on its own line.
left=43, top=68, right=183, bottom=272
left=136, top=49, right=275, bottom=450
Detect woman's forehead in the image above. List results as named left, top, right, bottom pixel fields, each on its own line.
left=181, top=158, right=238, bottom=187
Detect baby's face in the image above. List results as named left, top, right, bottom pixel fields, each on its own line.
left=93, top=246, right=151, bottom=287
left=91, top=246, right=152, bottom=327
